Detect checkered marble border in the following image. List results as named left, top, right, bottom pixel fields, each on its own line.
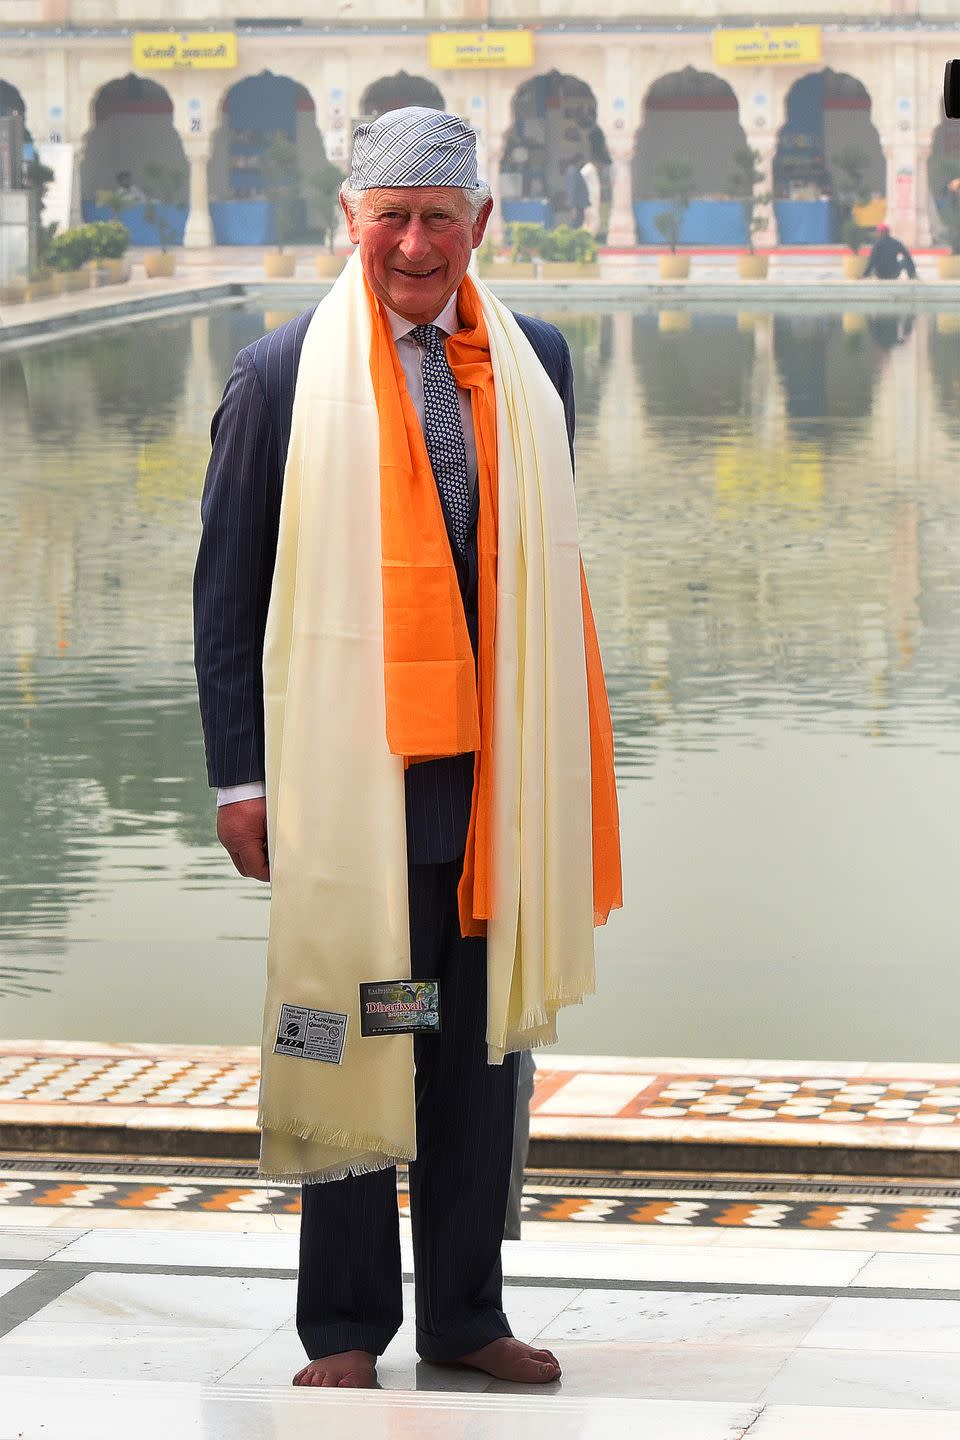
left=4, top=1043, right=960, bottom=1150
left=2, top=1163, right=959, bottom=1233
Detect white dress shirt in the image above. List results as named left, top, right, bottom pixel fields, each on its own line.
left=217, top=294, right=477, bottom=808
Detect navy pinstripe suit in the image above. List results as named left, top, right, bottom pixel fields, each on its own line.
left=194, top=298, right=575, bottom=1363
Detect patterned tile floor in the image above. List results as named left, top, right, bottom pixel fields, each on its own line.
left=3, top=1157, right=960, bottom=1235
left=3, top=1043, right=960, bottom=1159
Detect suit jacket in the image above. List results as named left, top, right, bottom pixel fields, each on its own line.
left=194, top=301, right=576, bottom=864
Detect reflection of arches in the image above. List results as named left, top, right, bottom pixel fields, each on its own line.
left=632, top=312, right=754, bottom=417
left=360, top=72, right=444, bottom=118
left=81, top=75, right=189, bottom=244
left=773, top=316, right=879, bottom=443
left=632, top=69, right=746, bottom=245
left=774, top=71, right=884, bottom=242
left=210, top=71, right=327, bottom=245
left=500, top=71, right=608, bottom=229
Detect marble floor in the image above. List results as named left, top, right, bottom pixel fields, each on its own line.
left=3, top=1217, right=960, bottom=1438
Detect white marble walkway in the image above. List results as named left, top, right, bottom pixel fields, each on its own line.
left=3, top=1223, right=960, bottom=1437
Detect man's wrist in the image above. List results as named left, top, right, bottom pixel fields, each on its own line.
left=217, top=782, right=266, bottom=807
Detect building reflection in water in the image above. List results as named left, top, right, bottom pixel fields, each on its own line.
left=2, top=306, right=959, bottom=1055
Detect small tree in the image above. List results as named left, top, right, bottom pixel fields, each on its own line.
left=831, top=145, right=872, bottom=253
left=652, top=157, right=695, bottom=253
left=727, top=145, right=771, bottom=255
left=508, top=222, right=547, bottom=262
left=261, top=133, right=302, bottom=254
left=25, top=156, right=57, bottom=274
left=141, top=162, right=187, bottom=254
left=311, top=159, right=343, bottom=253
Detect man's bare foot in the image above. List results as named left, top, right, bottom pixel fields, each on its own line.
left=292, top=1349, right=378, bottom=1388
left=433, top=1336, right=561, bottom=1384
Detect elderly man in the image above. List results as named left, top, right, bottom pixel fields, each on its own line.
left=194, top=107, right=620, bottom=1391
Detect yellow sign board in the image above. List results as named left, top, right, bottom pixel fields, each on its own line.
left=133, top=33, right=238, bottom=71
left=429, top=31, right=534, bottom=70
left=713, top=27, right=821, bottom=67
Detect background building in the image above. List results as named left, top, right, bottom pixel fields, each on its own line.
left=0, top=1, right=956, bottom=248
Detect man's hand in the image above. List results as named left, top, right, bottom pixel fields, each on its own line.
left=217, top=798, right=270, bottom=882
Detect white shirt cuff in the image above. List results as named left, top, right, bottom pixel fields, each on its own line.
left=217, top=782, right=266, bottom=807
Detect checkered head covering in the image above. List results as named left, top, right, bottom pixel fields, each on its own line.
left=350, top=106, right=482, bottom=190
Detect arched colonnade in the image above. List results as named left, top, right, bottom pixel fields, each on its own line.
left=0, top=39, right=945, bottom=249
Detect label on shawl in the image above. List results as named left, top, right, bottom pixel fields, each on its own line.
left=273, top=1004, right=348, bottom=1064
left=359, top=980, right=441, bottom=1036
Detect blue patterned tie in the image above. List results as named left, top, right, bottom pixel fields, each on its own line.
left=409, top=323, right=471, bottom=555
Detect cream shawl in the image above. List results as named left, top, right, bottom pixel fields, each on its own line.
left=258, top=252, right=602, bottom=1182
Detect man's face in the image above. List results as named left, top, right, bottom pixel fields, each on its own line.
left=342, top=186, right=493, bottom=324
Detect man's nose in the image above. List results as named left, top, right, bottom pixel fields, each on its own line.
left=399, top=219, right=432, bottom=261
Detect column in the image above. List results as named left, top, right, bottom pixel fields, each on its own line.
left=745, top=132, right=777, bottom=247
left=486, top=134, right=506, bottom=246
left=604, top=47, right=635, bottom=248
left=183, top=136, right=214, bottom=249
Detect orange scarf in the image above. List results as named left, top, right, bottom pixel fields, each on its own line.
left=367, top=275, right=622, bottom=934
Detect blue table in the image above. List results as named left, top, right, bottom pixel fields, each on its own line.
left=633, top=201, right=748, bottom=246
left=82, top=203, right=188, bottom=247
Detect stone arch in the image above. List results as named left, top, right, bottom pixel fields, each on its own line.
left=81, top=74, right=189, bottom=244
left=500, top=70, right=609, bottom=230
left=774, top=70, right=885, bottom=242
left=632, top=68, right=747, bottom=245
left=209, top=71, right=328, bottom=245
left=359, top=72, right=444, bottom=119
left=927, top=115, right=960, bottom=243
left=0, top=80, right=32, bottom=184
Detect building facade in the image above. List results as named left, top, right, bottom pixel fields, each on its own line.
left=1, top=1, right=956, bottom=248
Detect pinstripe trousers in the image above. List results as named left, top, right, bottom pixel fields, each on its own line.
left=297, top=857, right=521, bottom=1363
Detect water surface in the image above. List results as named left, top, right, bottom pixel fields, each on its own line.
left=2, top=302, right=959, bottom=1060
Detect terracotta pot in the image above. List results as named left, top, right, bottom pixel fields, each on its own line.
left=737, top=253, right=768, bottom=280
left=936, top=313, right=960, bottom=335
left=144, top=252, right=177, bottom=279
left=62, top=268, right=91, bottom=292
left=539, top=261, right=601, bottom=280
left=315, top=253, right=345, bottom=278
left=938, top=254, right=960, bottom=280
left=102, top=258, right=128, bottom=283
left=658, top=253, right=690, bottom=280
left=264, top=252, right=296, bottom=278
left=658, top=310, right=691, bottom=333
left=0, top=282, right=27, bottom=304
left=843, top=253, right=868, bottom=280
left=26, top=276, right=57, bottom=301
left=842, top=312, right=867, bottom=335
left=477, top=261, right=537, bottom=280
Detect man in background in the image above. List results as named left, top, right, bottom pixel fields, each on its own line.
left=862, top=223, right=917, bottom=280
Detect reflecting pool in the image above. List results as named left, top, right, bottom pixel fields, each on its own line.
left=2, top=302, right=959, bottom=1059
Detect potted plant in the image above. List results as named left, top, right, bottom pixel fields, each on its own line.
left=312, top=159, right=345, bottom=277
left=141, top=162, right=186, bottom=278
left=262, top=132, right=301, bottom=278
left=539, top=224, right=599, bottom=279
left=652, top=157, right=695, bottom=280
left=476, top=222, right=540, bottom=280
left=47, top=224, right=95, bottom=291
left=830, top=146, right=873, bottom=279
left=728, top=145, right=771, bottom=280
left=24, top=156, right=59, bottom=298
left=930, top=158, right=960, bottom=279
left=94, top=188, right=135, bottom=281
left=87, top=216, right=131, bottom=284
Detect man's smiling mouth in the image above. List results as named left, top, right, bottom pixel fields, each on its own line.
left=395, top=266, right=441, bottom=279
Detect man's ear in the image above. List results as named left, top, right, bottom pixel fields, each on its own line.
left=340, top=193, right=361, bottom=245
left=472, top=197, right=494, bottom=249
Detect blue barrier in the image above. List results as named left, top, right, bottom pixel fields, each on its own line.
left=502, top=199, right=555, bottom=229
left=633, top=201, right=748, bottom=246
left=210, top=200, right=274, bottom=246
left=82, top=203, right=188, bottom=247
left=774, top=200, right=834, bottom=245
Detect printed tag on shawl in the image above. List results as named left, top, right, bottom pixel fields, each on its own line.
left=274, top=1004, right=348, bottom=1064
left=359, top=980, right=441, bottom=1036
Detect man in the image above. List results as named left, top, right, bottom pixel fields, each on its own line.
left=194, top=107, right=620, bottom=1392
left=862, top=223, right=917, bottom=280
left=564, top=155, right=589, bottom=228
